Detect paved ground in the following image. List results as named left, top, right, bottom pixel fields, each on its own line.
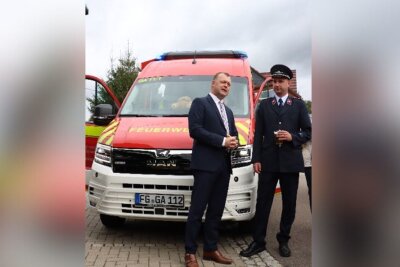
left=85, top=174, right=311, bottom=267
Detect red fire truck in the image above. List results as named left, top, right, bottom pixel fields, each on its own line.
left=86, top=51, right=270, bottom=227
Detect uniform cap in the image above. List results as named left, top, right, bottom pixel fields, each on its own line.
left=270, top=64, right=293, bottom=80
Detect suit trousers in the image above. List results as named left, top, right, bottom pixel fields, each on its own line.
left=185, top=159, right=230, bottom=253
left=253, top=171, right=299, bottom=245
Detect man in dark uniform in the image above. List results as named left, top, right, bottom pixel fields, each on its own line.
left=184, top=72, right=239, bottom=267
left=240, top=64, right=311, bottom=258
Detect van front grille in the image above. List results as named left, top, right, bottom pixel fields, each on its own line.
left=121, top=204, right=189, bottom=217
left=112, top=149, right=192, bottom=175
left=122, top=183, right=193, bottom=191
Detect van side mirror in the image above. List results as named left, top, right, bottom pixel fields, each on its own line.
left=93, top=104, right=116, bottom=126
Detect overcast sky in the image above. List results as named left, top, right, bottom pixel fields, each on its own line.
left=85, top=0, right=311, bottom=100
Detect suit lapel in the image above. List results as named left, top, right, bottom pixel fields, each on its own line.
left=270, top=96, right=292, bottom=116
left=279, top=97, right=292, bottom=116
left=270, top=98, right=280, bottom=116
left=226, top=106, right=235, bottom=136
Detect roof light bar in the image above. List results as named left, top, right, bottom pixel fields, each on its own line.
left=155, top=50, right=248, bottom=61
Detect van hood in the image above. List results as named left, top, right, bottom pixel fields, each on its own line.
left=112, top=117, right=192, bottom=149
left=98, top=117, right=252, bottom=149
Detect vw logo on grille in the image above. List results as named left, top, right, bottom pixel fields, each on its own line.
left=155, top=149, right=170, bottom=159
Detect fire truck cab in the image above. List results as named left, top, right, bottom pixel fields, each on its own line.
left=87, top=51, right=264, bottom=227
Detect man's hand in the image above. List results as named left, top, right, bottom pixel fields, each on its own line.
left=277, top=130, right=292, bottom=141
left=253, top=162, right=262, bottom=173
left=224, top=136, right=238, bottom=149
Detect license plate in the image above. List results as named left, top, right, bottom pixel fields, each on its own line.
left=135, top=193, right=184, bottom=207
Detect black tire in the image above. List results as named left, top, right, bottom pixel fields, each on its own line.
left=100, top=214, right=126, bottom=228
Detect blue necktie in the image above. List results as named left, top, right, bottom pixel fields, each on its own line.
left=278, top=98, right=283, bottom=107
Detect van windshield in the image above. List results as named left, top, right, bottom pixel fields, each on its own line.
left=119, top=76, right=249, bottom=117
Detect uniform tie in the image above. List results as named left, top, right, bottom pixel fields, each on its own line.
left=219, top=101, right=229, bottom=135
left=278, top=98, right=283, bottom=107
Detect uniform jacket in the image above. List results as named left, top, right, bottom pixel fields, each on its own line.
left=188, top=94, right=238, bottom=173
left=252, top=96, right=311, bottom=172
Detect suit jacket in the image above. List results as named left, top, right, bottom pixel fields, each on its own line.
left=252, top=96, right=311, bottom=172
left=188, top=94, right=238, bottom=173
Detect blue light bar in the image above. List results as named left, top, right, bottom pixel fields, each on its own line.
left=155, top=50, right=248, bottom=60
left=235, top=50, right=248, bottom=58
left=155, top=53, right=166, bottom=61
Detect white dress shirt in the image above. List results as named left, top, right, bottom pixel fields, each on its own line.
left=275, top=94, right=289, bottom=106
left=209, top=93, right=228, bottom=146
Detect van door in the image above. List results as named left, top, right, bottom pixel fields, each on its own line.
left=85, top=75, right=120, bottom=187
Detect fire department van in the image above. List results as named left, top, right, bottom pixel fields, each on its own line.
left=87, top=51, right=268, bottom=227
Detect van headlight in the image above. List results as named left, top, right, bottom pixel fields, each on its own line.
left=231, top=145, right=252, bottom=168
left=94, top=143, right=112, bottom=167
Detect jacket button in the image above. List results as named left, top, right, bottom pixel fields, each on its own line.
left=279, top=122, right=282, bottom=124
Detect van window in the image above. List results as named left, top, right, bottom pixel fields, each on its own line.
left=259, top=89, right=275, bottom=100
left=85, top=79, right=118, bottom=122
left=120, top=76, right=249, bottom=117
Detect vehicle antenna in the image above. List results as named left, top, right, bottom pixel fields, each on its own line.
left=192, top=50, right=197, bottom=64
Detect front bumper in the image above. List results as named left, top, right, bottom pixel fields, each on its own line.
left=88, top=162, right=258, bottom=222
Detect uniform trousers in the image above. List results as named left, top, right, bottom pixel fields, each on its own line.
left=253, top=171, right=299, bottom=245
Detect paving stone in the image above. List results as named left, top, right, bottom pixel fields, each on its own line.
left=104, top=262, right=116, bottom=267
left=85, top=207, right=283, bottom=267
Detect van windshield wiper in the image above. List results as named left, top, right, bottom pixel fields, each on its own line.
left=119, top=114, right=159, bottom=117
left=119, top=114, right=188, bottom=117
left=162, top=114, right=188, bottom=117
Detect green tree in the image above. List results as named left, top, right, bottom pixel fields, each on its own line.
left=305, top=100, right=312, bottom=114
left=87, top=45, right=139, bottom=114
left=106, top=46, right=140, bottom=103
